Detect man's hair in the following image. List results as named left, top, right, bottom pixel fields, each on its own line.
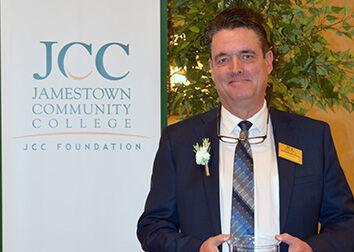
left=205, top=7, right=271, bottom=57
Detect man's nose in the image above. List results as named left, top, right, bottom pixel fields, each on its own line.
left=229, top=57, right=243, bottom=74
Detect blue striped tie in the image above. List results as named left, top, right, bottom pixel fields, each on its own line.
left=230, top=120, right=254, bottom=241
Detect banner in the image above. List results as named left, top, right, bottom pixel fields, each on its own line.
left=1, top=0, right=161, bottom=251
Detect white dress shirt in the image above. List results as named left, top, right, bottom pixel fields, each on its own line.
left=219, top=101, right=280, bottom=250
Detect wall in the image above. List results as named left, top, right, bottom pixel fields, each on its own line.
left=307, top=0, right=354, bottom=191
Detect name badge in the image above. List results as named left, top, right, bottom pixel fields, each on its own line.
left=278, top=142, right=302, bottom=165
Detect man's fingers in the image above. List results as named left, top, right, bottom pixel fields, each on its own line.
left=275, top=233, right=313, bottom=252
left=200, top=234, right=231, bottom=252
left=209, top=234, right=231, bottom=246
left=275, top=233, right=296, bottom=245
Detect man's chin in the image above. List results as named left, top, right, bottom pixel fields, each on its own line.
left=227, top=88, right=255, bottom=101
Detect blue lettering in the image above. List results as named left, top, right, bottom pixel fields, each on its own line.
left=96, top=42, right=130, bottom=80
left=58, top=42, right=92, bottom=78
left=33, top=41, right=58, bottom=80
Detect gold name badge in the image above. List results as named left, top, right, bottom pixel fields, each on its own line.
left=278, top=142, right=303, bottom=165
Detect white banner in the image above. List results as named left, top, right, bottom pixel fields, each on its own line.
left=1, top=0, right=161, bottom=251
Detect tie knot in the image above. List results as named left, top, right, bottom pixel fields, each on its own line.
left=238, top=120, right=252, bottom=131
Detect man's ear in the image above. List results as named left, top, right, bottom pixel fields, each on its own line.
left=209, top=58, right=215, bottom=80
left=265, top=50, right=273, bottom=74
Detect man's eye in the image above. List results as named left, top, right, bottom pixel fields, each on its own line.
left=242, top=54, right=254, bottom=61
left=217, top=58, right=229, bottom=64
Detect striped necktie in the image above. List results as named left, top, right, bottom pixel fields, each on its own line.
left=230, top=120, right=254, bottom=241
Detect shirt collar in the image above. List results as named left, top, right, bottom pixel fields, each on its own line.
left=220, top=100, right=268, bottom=137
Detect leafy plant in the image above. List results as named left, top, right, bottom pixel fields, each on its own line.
left=168, top=0, right=354, bottom=119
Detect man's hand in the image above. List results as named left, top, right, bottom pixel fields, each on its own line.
left=276, top=233, right=313, bottom=252
left=199, top=234, right=231, bottom=252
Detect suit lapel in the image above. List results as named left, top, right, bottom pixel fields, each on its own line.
left=200, top=109, right=222, bottom=236
left=270, top=108, right=298, bottom=233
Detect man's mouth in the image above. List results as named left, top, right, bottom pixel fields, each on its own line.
left=228, top=79, right=250, bottom=84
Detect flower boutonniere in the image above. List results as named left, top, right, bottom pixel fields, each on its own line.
left=193, top=138, right=211, bottom=176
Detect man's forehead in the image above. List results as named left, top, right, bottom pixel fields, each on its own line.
left=210, top=28, right=263, bottom=57
left=211, top=28, right=261, bottom=44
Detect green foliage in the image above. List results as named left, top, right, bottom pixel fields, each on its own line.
left=168, top=0, right=354, bottom=119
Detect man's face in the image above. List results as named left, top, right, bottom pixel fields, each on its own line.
left=209, top=28, right=273, bottom=114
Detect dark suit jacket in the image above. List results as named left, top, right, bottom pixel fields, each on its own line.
left=137, top=108, right=354, bottom=252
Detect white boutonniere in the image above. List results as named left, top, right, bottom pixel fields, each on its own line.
left=193, top=138, right=211, bottom=176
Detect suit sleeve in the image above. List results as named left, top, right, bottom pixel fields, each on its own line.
left=137, top=128, right=204, bottom=252
left=306, top=123, right=354, bottom=252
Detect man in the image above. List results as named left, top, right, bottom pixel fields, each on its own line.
left=137, top=7, right=354, bottom=252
